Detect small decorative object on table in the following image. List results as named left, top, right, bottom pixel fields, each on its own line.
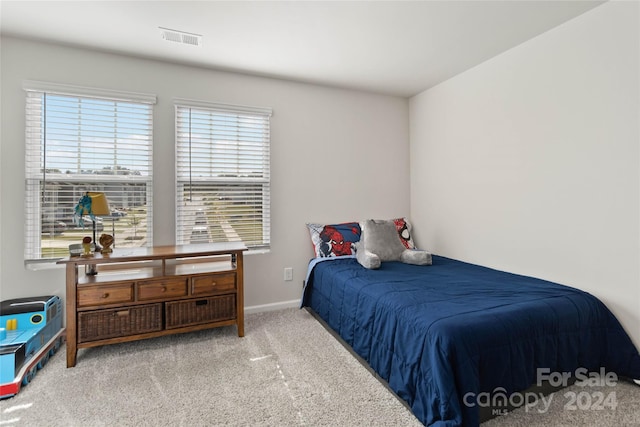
left=99, top=233, right=114, bottom=254
left=81, top=236, right=98, bottom=275
left=69, top=244, right=83, bottom=257
left=81, top=236, right=93, bottom=257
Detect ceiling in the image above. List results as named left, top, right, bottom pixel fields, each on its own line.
left=0, top=1, right=604, bottom=97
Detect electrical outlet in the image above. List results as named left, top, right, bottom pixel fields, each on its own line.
left=284, top=267, right=293, bottom=281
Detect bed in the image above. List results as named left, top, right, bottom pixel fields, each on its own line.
left=301, top=255, right=640, bottom=426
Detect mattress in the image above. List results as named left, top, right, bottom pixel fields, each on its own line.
left=301, top=255, right=640, bottom=426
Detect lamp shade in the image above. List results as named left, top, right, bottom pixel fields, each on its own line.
left=87, top=192, right=111, bottom=216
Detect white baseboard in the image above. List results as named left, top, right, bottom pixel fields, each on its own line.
left=245, top=299, right=300, bottom=315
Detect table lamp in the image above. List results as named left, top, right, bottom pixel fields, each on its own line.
left=75, top=192, right=111, bottom=252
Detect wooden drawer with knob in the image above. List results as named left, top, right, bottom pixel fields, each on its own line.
left=77, top=283, right=134, bottom=308
left=191, top=273, right=236, bottom=296
left=137, top=278, right=187, bottom=301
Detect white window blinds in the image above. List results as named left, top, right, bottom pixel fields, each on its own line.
left=175, top=100, right=271, bottom=250
left=24, top=82, right=155, bottom=261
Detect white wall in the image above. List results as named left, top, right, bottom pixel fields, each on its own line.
left=410, top=1, right=640, bottom=346
left=0, top=37, right=410, bottom=311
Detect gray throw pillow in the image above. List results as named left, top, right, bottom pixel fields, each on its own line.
left=357, top=219, right=432, bottom=269
left=362, top=219, right=407, bottom=261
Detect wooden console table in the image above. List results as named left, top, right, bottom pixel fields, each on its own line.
left=58, top=242, right=247, bottom=367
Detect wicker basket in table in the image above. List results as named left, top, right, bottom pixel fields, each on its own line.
left=78, top=303, right=162, bottom=342
left=165, top=295, right=236, bottom=329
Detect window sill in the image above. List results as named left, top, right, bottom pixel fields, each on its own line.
left=247, top=248, right=270, bottom=256
left=25, top=259, right=64, bottom=271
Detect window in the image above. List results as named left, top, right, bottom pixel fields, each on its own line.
left=175, top=99, right=271, bottom=250
left=24, top=82, right=156, bottom=261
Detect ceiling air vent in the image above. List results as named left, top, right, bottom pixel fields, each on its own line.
left=159, top=27, right=202, bottom=47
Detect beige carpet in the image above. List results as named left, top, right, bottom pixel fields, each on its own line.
left=0, top=308, right=421, bottom=426
left=1, top=308, right=639, bottom=426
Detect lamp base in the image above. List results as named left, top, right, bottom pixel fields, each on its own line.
left=92, top=220, right=102, bottom=253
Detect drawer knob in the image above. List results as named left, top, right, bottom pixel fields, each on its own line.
left=102, top=293, right=110, bottom=299
left=210, top=281, right=217, bottom=287
left=161, top=286, right=167, bottom=292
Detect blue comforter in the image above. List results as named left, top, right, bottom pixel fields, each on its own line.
left=301, top=256, right=640, bottom=426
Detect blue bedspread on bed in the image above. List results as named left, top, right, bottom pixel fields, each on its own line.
left=301, top=256, right=640, bottom=426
